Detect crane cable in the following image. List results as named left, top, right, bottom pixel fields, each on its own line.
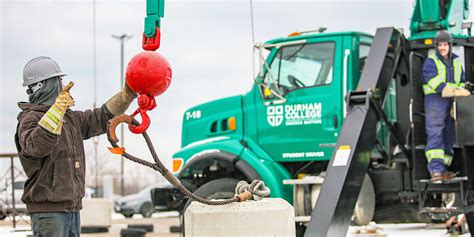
left=107, top=114, right=270, bottom=205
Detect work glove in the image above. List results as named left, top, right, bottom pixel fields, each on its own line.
left=453, top=88, right=471, bottom=97
left=442, top=86, right=471, bottom=98
left=38, top=81, right=75, bottom=135
left=442, top=85, right=456, bottom=97
left=105, top=81, right=138, bottom=115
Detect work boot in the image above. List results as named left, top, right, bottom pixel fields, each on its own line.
left=431, top=172, right=444, bottom=181
left=428, top=158, right=447, bottom=181
left=431, top=171, right=457, bottom=181
left=442, top=171, right=458, bottom=179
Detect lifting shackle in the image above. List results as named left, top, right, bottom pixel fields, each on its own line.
left=125, top=0, right=171, bottom=134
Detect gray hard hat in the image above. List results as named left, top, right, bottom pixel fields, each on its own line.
left=435, top=30, right=453, bottom=44
left=22, top=56, right=66, bottom=87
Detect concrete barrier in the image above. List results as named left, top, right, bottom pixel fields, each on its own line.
left=185, top=198, right=295, bottom=237
left=80, top=198, right=112, bottom=227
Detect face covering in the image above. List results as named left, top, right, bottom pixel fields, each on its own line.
left=28, top=77, right=62, bottom=106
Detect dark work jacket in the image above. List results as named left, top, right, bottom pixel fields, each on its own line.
left=14, top=102, right=114, bottom=213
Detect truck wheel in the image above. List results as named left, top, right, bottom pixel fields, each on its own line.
left=353, top=174, right=375, bottom=226
left=184, top=178, right=240, bottom=211
left=0, top=212, right=6, bottom=220
left=120, top=228, right=146, bottom=237
left=123, top=213, right=134, bottom=218
left=128, top=224, right=154, bottom=232
left=140, top=202, right=154, bottom=218
left=80, top=226, right=109, bottom=233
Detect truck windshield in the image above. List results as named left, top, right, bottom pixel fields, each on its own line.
left=265, top=42, right=335, bottom=91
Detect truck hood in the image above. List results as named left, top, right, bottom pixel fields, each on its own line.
left=181, top=95, right=244, bottom=147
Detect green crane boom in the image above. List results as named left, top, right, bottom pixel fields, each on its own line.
left=410, top=0, right=471, bottom=40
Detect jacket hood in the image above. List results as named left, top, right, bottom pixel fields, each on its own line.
left=17, top=102, right=50, bottom=120
left=18, top=102, right=49, bottom=112
left=434, top=49, right=458, bottom=64
left=435, top=43, right=458, bottom=62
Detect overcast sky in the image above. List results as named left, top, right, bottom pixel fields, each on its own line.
left=1, top=0, right=471, bottom=188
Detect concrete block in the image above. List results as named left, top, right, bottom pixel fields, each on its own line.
left=80, top=198, right=112, bottom=227
left=185, top=198, right=295, bottom=237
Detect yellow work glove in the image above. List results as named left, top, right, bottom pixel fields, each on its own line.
left=105, top=81, right=138, bottom=115
left=38, top=82, right=75, bottom=135
left=441, top=85, right=456, bottom=97
left=454, top=88, right=471, bottom=97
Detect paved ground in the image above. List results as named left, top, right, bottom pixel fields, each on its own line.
left=82, top=213, right=181, bottom=237
left=0, top=212, right=181, bottom=237
left=348, top=223, right=469, bottom=236
left=0, top=213, right=471, bottom=236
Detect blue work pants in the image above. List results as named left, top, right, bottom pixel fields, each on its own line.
left=31, top=212, right=81, bottom=237
left=424, top=94, right=455, bottom=173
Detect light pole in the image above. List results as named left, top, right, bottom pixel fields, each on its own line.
left=111, top=34, right=133, bottom=196
left=93, top=0, right=99, bottom=197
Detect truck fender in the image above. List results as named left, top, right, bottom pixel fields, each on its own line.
left=239, top=149, right=293, bottom=202
left=178, top=149, right=260, bottom=181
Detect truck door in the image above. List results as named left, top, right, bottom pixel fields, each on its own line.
left=255, top=36, right=343, bottom=162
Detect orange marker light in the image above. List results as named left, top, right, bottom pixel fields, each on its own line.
left=228, top=117, right=237, bottom=131
left=288, top=31, right=301, bottom=37
left=172, top=158, right=184, bottom=173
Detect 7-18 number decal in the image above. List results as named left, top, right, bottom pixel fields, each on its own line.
left=186, top=110, right=201, bottom=120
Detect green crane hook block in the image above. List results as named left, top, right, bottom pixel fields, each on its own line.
left=144, top=0, right=164, bottom=38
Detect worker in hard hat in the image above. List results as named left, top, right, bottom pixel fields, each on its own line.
left=14, top=56, right=137, bottom=236
left=422, top=30, right=471, bottom=181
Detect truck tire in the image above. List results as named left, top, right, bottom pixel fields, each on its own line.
left=128, top=224, right=154, bottom=232
left=353, top=174, right=375, bottom=226
left=120, top=228, right=146, bottom=237
left=0, top=212, right=6, bottom=220
left=123, top=213, right=134, bottom=218
left=184, top=178, right=240, bottom=211
left=139, top=202, right=154, bottom=218
left=80, top=227, right=109, bottom=233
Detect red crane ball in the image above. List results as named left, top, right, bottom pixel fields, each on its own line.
left=125, top=51, right=172, bottom=97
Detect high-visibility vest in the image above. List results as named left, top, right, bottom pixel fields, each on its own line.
left=423, top=54, right=464, bottom=95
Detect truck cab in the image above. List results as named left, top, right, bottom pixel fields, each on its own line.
left=252, top=32, right=373, bottom=163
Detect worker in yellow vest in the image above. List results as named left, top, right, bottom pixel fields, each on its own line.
left=422, top=30, right=471, bottom=181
